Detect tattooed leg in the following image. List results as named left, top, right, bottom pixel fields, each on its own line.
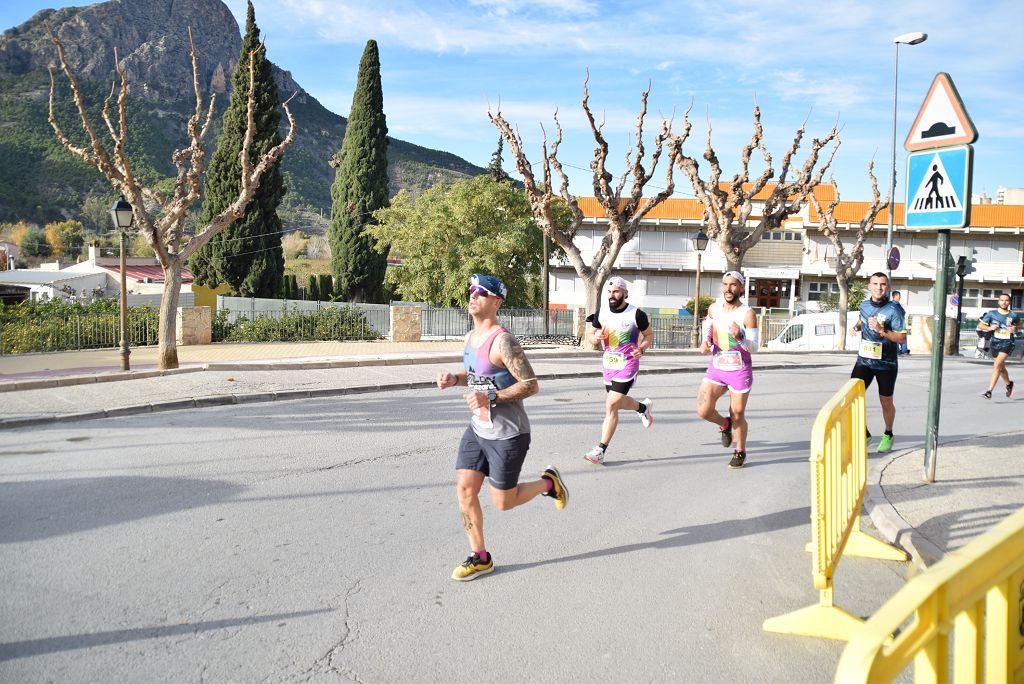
left=696, top=380, right=728, bottom=425
left=456, top=469, right=485, bottom=551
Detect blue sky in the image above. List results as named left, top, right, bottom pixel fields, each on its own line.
left=4, top=0, right=1023, bottom=203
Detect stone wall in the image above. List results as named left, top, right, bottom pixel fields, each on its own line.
left=176, top=306, right=212, bottom=346
left=390, top=306, right=422, bottom=343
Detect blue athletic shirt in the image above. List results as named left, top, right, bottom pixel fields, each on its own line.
left=854, top=298, right=906, bottom=371
left=980, top=308, right=1020, bottom=349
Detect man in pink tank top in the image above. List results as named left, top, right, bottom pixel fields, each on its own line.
left=696, top=271, right=759, bottom=469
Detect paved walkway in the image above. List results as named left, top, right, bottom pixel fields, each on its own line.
left=1, top=340, right=1021, bottom=571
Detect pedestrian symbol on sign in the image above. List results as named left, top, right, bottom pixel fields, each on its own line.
left=909, top=153, right=962, bottom=212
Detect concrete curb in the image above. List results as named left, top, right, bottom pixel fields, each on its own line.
left=0, top=361, right=841, bottom=430
left=864, top=449, right=946, bottom=569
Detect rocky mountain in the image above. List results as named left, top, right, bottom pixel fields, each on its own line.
left=0, top=0, right=484, bottom=224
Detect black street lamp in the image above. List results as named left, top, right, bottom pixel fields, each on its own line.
left=691, top=230, right=709, bottom=347
left=109, top=195, right=133, bottom=371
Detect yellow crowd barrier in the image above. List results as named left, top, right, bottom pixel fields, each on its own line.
left=763, top=378, right=907, bottom=641
left=835, top=505, right=1024, bottom=683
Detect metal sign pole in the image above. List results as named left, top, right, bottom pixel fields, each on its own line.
left=923, top=229, right=951, bottom=482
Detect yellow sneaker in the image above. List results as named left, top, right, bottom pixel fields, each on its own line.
left=543, top=466, right=569, bottom=510
left=451, top=553, right=494, bottom=581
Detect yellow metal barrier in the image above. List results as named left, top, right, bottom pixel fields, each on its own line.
left=835, top=505, right=1024, bottom=683
left=763, top=378, right=907, bottom=641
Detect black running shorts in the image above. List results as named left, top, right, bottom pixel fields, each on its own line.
left=851, top=362, right=898, bottom=397
left=604, top=378, right=635, bottom=395
left=456, top=427, right=531, bottom=490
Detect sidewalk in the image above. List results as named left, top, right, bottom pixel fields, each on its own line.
left=1, top=340, right=1020, bottom=571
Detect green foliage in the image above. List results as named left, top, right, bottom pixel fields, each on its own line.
left=189, top=1, right=285, bottom=298
left=0, top=300, right=159, bottom=354
left=367, top=176, right=547, bottom=307
left=684, top=294, right=717, bottom=316
left=318, top=273, right=334, bottom=300
left=212, top=306, right=380, bottom=342
left=44, top=219, right=85, bottom=259
left=818, top=280, right=868, bottom=312
left=329, top=40, right=390, bottom=303
left=487, top=136, right=510, bottom=183
left=20, top=224, right=52, bottom=257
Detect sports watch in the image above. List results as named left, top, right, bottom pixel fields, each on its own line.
left=486, top=389, right=498, bottom=407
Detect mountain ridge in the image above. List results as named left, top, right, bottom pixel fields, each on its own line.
left=0, top=0, right=485, bottom=224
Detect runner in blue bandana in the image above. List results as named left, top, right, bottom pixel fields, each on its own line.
left=978, top=292, right=1018, bottom=399
left=436, top=274, right=568, bottom=581
left=848, top=272, right=906, bottom=453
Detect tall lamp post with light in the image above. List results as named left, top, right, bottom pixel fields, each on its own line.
left=885, top=31, right=928, bottom=278
left=690, top=229, right=709, bottom=347
left=109, top=195, right=134, bottom=371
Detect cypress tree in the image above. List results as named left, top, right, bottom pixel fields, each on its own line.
left=190, top=1, right=286, bottom=298
left=487, top=136, right=510, bottom=183
left=319, top=273, right=333, bottom=300
left=328, top=40, right=389, bottom=303
left=307, top=274, right=319, bottom=301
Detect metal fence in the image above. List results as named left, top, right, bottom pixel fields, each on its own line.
left=649, top=315, right=696, bottom=349
left=421, top=307, right=576, bottom=340
left=0, top=311, right=159, bottom=354
left=214, top=297, right=389, bottom=342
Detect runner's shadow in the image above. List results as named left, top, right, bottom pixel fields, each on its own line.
left=498, top=506, right=809, bottom=575
left=0, top=609, right=331, bottom=661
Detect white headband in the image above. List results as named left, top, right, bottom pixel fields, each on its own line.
left=722, top=270, right=745, bottom=286
left=606, top=276, right=629, bottom=291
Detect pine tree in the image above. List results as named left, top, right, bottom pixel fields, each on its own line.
left=189, top=1, right=286, bottom=298
left=328, top=40, right=389, bottom=302
left=487, top=136, right=510, bottom=183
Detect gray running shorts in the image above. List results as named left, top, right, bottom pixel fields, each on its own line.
left=456, top=426, right=531, bottom=490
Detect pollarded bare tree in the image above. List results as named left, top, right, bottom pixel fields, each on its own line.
left=807, top=161, right=889, bottom=349
left=48, top=29, right=295, bottom=370
left=669, top=106, right=840, bottom=272
left=489, top=73, right=680, bottom=321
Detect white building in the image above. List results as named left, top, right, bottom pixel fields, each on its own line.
left=549, top=186, right=1024, bottom=321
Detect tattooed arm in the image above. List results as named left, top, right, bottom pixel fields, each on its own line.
left=492, top=332, right=540, bottom=402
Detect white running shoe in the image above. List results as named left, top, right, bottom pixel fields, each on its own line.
left=584, top=445, right=605, bottom=464
left=639, top=398, right=654, bottom=428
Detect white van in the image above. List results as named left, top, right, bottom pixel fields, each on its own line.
left=767, top=312, right=858, bottom=351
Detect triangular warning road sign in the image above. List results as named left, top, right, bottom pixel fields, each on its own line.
left=908, top=152, right=963, bottom=213
left=905, top=73, right=977, bottom=151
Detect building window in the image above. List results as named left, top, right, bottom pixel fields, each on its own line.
left=807, top=281, right=840, bottom=301
left=763, top=231, right=801, bottom=241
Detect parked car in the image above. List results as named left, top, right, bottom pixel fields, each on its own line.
left=767, top=312, right=859, bottom=351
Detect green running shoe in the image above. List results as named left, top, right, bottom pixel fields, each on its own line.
left=878, top=433, right=894, bottom=453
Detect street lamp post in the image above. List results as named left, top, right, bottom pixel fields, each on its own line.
left=109, top=195, right=134, bottom=371
left=690, top=230, right=709, bottom=347
left=885, top=31, right=928, bottom=278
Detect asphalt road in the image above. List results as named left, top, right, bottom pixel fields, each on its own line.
left=0, top=357, right=1010, bottom=682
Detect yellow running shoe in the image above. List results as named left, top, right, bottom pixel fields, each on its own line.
left=543, top=466, right=569, bottom=510
left=451, top=553, right=494, bottom=581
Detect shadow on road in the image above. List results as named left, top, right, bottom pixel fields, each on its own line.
left=498, top=505, right=810, bottom=574
left=0, top=609, right=331, bottom=661
left=0, top=476, right=246, bottom=543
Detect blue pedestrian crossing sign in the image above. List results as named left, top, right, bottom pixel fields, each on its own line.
left=905, top=145, right=972, bottom=229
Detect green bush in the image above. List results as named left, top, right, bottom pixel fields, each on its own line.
left=213, top=305, right=381, bottom=343
left=0, top=300, right=159, bottom=354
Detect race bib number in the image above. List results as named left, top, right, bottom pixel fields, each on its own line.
left=995, top=329, right=1012, bottom=340
left=712, top=351, right=745, bottom=372
left=467, top=374, right=495, bottom=429
left=859, top=341, right=883, bottom=360
left=602, top=351, right=627, bottom=370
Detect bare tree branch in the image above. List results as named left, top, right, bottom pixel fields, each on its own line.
left=47, top=28, right=296, bottom=369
